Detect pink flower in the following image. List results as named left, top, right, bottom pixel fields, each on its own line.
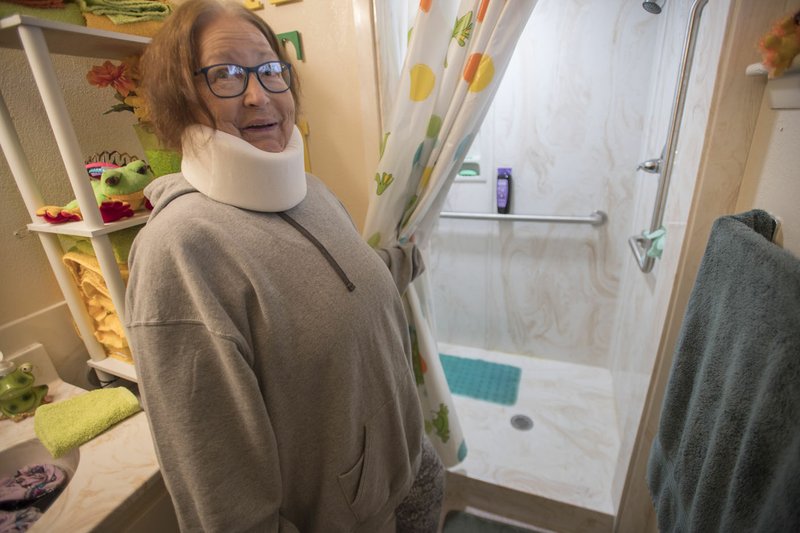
left=86, top=61, right=135, bottom=97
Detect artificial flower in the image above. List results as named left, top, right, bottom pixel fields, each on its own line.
left=87, top=56, right=150, bottom=123
left=87, top=60, right=135, bottom=97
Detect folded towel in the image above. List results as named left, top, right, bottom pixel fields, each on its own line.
left=34, top=388, right=141, bottom=458
left=82, top=11, right=163, bottom=36
left=647, top=209, right=800, bottom=532
left=59, top=225, right=141, bottom=264
left=62, top=250, right=133, bottom=362
left=77, top=0, right=171, bottom=24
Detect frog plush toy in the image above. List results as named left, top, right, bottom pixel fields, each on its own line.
left=0, top=353, right=49, bottom=422
left=37, top=159, right=155, bottom=224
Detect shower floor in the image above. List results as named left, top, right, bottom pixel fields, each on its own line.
left=438, top=343, right=620, bottom=533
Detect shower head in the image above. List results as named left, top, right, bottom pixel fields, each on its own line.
left=642, top=0, right=665, bottom=14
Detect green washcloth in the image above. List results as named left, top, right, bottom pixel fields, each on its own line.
left=77, top=0, right=171, bottom=24
left=34, top=388, right=141, bottom=458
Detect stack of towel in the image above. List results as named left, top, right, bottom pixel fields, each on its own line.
left=0, top=0, right=173, bottom=36
left=78, top=0, right=172, bottom=37
left=648, top=210, right=800, bottom=532
left=57, top=227, right=139, bottom=363
left=62, top=250, right=132, bottom=363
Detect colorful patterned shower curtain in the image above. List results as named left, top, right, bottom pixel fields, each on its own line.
left=362, top=0, right=537, bottom=467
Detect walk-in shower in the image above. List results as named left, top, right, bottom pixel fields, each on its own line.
left=425, top=1, right=670, bottom=526
left=375, top=0, right=724, bottom=530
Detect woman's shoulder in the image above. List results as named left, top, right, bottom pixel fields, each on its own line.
left=303, top=173, right=352, bottom=215
left=304, top=173, right=329, bottom=195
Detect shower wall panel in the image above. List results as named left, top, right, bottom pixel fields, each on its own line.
left=428, top=0, right=659, bottom=368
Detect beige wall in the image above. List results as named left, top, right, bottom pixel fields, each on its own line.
left=736, top=97, right=800, bottom=256
left=0, top=1, right=380, bottom=384
left=256, top=0, right=379, bottom=229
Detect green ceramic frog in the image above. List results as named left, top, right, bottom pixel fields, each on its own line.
left=0, top=352, right=49, bottom=421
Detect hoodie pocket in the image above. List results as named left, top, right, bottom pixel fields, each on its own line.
left=337, top=438, right=367, bottom=513
left=337, top=394, right=418, bottom=523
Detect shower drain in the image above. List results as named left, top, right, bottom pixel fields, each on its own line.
left=510, top=414, right=534, bottom=431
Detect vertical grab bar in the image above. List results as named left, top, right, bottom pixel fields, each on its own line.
left=629, top=0, right=710, bottom=273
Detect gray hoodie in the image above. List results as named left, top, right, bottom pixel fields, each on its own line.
left=125, top=173, right=424, bottom=532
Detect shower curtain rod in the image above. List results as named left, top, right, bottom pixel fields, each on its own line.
left=439, top=210, right=607, bottom=226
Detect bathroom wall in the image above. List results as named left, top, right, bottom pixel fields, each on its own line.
left=254, top=0, right=379, bottom=228
left=736, top=82, right=800, bottom=256
left=427, top=0, right=660, bottom=368
left=0, top=3, right=378, bottom=384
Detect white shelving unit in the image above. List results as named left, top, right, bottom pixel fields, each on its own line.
left=0, top=15, right=150, bottom=382
left=746, top=56, right=800, bottom=110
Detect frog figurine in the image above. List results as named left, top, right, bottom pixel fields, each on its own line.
left=36, top=159, right=155, bottom=224
left=0, top=351, right=49, bottom=422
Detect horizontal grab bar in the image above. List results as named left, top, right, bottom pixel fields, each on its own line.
left=440, top=210, right=607, bottom=226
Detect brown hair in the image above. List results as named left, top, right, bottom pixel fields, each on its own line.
left=140, top=0, right=300, bottom=151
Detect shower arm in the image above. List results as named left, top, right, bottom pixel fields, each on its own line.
left=629, top=0, right=710, bottom=273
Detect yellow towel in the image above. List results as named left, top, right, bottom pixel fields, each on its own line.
left=62, top=250, right=133, bottom=363
left=34, top=388, right=141, bottom=458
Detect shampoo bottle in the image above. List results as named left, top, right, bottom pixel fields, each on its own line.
left=496, top=167, right=512, bottom=214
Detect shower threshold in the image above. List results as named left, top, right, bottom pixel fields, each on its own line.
left=438, top=343, right=619, bottom=533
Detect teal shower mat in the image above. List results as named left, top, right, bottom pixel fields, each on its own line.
left=439, top=354, right=521, bottom=406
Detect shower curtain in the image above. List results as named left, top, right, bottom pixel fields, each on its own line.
left=362, top=0, right=537, bottom=467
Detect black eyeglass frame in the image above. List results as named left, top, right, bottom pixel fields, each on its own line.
left=194, top=61, right=292, bottom=98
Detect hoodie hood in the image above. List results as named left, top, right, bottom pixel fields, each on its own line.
left=142, top=173, right=199, bottom=219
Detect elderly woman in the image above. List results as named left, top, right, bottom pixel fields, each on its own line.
left=124, top=0, right=444, bottom=531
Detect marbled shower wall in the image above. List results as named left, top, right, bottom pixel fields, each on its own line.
left=428, top=0, right=660, bottom=368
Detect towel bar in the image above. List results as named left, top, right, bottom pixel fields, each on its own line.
left=439, top=210, right=607, bottom=226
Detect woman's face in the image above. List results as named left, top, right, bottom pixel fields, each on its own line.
left=195, top=15, right=295, bottom=153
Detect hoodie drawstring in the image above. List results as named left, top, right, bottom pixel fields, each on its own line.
left=277, top=212, right=356, bottom=292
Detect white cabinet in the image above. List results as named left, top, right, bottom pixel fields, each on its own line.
left=0, top=15, right=149, bottom=382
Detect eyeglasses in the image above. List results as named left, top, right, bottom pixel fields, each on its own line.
left=195, top=61, right=292, bottom=98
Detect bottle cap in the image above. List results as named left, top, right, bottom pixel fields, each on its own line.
left=497, top=167, right=512, bottom=175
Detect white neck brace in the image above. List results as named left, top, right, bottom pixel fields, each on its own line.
left=180, top=124, right=307, bottom=212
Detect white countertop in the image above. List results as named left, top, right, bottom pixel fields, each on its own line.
left=0, top=378, right=163, bottom=532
